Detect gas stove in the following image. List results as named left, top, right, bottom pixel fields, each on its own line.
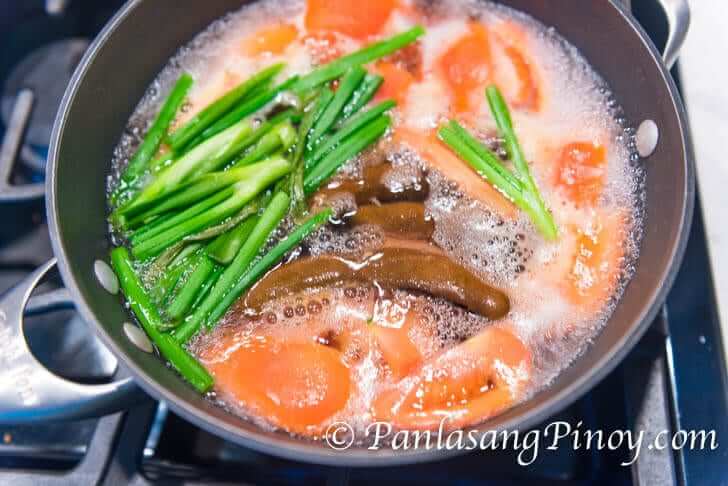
left=0, top=1, right=726, bottom=485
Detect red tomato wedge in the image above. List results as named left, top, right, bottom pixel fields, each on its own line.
left=370, top=309, right=423, bottom=379
left=564, top=211, right=626, bottom=311
left=554, top=142, right=607, bottom=207
left=491, top=21, right=541, bottom=111
left=305, top=0, right=396, bottom=40
left=437, top=22, right=493, bottom=113
left=242, top=23, right=299, bottom=55
left=372, top=326, right=531, bottom=429
left=373, top=61, right=415, bottom=105
left=203, top=335, right=351, bottom=435
left=502, top=45, right=540, bottom=111
left=394, top=128, right=518, bottom=219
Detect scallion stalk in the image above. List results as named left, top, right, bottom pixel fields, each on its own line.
left=130, top=188, right=235, bottom=245
left=232, top=122, right=297, bottom=168
left=438, top=115, right=557, bottom=240
left=167, top=63, right=284, bottom=151
left=166, top=256, right=218, bottom=320
left=173, top=191, right=291, bottom=343
left=485, top=85, right=557, bottom=240
left=130, top=157, right=289, bottom=223
left=205, top=207, right=333, bottom=328
left=110, top=247, right=213, bottom=393
left=116, top=73, right=193, bottom=201
left=308, top=66, right=366, bottom=144
left=206, top=214, right=260, bottom=265
left=304, top=115, right=390, bottom=195
left=199, top=75, right=299, bottom=141
left=334, top=73, right=383, bottom=127
left=190, top=265, right=223, bottom=310
left=293, top=26, right=425, bottom=92
left=306, top=99, right=395, bottom=172
left=131, top=160, right=291, bottom=259
left=288, top=91, right=327, bottom=213
left=116, top=118, right=254, bottom=224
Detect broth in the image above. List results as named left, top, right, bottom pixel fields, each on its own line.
left=108, top=0, right=644, bottom=441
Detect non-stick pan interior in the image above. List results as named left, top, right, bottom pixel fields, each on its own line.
left=48, top=0, right=692, bottom=465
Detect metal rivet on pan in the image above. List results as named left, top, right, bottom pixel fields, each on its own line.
left=123, top=322, right=153, bottom=353
left=94, top=259, right=119, bottom=294
left=636, top=119, right=659, bottom=158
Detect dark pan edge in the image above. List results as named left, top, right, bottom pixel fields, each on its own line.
left=46, top=0, right=695, bottom=467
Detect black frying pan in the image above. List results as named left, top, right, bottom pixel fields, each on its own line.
left=0, top=0, right=693, bottom=466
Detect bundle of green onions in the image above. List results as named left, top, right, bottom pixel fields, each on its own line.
left=438, top=85, right=558, bottom=241
left=109, top=26, right=425, bottom=392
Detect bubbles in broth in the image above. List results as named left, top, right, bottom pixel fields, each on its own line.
left=109, top=0, right=644, bottom=443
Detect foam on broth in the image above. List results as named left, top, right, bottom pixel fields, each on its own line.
left=108, top=0, right=645, bottom=440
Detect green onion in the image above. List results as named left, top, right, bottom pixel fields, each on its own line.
left=190, top=265, right=224, bottom=310
left=167, top=63, right=283, bottom=151
left=199, top=75, right=299, bottom=141
left=288, top=91, right=326, bottom=213
left=131, top=160, right=291, bottom=259
left=118, top=73, right=193, bottom=194
left=117, top=118, right=254, bottom=223
left=294, top=26, right=425, bottom=92
left=437, top=119, right=557, bottom=240
left=335, top=73, right=383, bottom=127
left=308, top=66, right=367, bottom=144
left=174, top=191, right=291, bottom=343
left=169, top=243, right=202, bottom=269
left=304, top=115, right=390, bottom=195
left=181, top=197, right=263, bottom=243
left=150, top=260, right=188, bottom=305
left=438, top=125, right=527, bottom=205
left=222, top=109, right=297, bottom=167
left=232, top=122, right=297, bottom=168
left=306, top=99, right=395, bottom=172
left=149, top=151, right=174, bottom=174
left=166, top=256, right=218, bottom=320
left=127, top=158, right=286, bottom=223
left=131, top=188, right=234, bottom=245
left=206, top=207, right=333, bottom=328
left=110, top=247, right=213, bottom=392
left=206, top=214, right=260, bottom=265
left=314, top=88, right=335, bottom=120
left=485, top=85, right=557, bottom=240
left=446, top=121, right=524, bottom=194
left=126, top=210, right=176, bottom=235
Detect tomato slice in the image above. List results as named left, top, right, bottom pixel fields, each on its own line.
left=502, top=45, right=539, bottom=111
left=564, top=211, right=626, bottom=310
left=373, top=326, right=531, bottom=429
left=204, top=335, right=351, bottom=435
left=554, top=142, right=607, bottom=206
left=370, top=304, right=423, bottom=379
left=305, top=0, right=396, bottom=40
left=491, top=21, right=541, bottom=111
left=394, top=128, right=518, bottom=219
left=242, top=23, right=299, bottom=56
left=373, top=61, right=415, bottom=105
left=372, top=324, right=421, bottom=379
left=437, top=22, right=493, bottom=113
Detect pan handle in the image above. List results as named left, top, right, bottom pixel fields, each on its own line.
left=0, top=259, right=143, bottom=424
left=654, top=0, right=691, bottom=69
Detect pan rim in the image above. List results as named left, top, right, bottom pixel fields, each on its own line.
left=46, top=0, right=695, bottom=467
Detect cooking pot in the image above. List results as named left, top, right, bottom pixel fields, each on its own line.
left=0, top=0, right=694, bottom=466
